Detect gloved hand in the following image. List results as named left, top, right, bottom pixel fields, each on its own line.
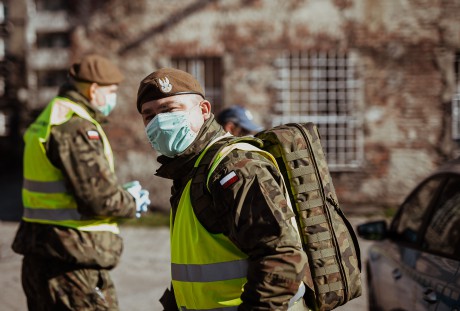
left=123, top=181, right=151, bottom=218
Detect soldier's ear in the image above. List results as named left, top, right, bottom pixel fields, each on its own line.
left=200, top=100, right=211, bottom=120
left=89, top=83, right=99, bottom=101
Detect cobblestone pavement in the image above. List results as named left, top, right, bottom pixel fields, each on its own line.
left=0, top=217, right=372, bottom=311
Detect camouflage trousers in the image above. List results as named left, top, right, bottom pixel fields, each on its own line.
left=21, top=256, right=119, bottom=311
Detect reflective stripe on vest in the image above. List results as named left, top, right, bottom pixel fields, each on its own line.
left=171, top=179, right=247, bottom=311
left=171, top=259, right=248, bottom=282
left=23, top=179, right=67, bottom=193
left=23, top=207, right=80, bottom=221
left=171, top=139, right=305, bottom=310
left=22, top=97, right=118, bottom=234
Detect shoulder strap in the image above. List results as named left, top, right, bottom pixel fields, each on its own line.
left=190, top=136, right=263, bottom=233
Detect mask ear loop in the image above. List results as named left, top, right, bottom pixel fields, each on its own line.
left=187, top=100, right=205, bottom=127
left=190, top=100, right=204, bottom=114
left=145, top=114, right=158, bottom=130
left=146, top=99, right=204, bottom=131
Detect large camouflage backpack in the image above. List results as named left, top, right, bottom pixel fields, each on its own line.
left=191, top=122, right=362, bottom=311
left=255, top=123, right=362, bottom=310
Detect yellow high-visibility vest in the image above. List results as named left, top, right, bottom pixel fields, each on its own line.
left=171, top=139, right=305, bottom=310
left=22, top=97, right=119, bottom=234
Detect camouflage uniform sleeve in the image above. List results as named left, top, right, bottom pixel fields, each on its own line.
left=46, top=116, right=136, bottom=218
left=208, top=149, right=309, bottom=310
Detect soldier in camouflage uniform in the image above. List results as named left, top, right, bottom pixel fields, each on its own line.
left=12, top=54, right=150, bottom=311
left=137, top=68, right=309, bottom=310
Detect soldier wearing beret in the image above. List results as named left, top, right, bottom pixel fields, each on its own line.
left=137, top=68, right=309, bottom=310
left=12, top=54, right=150, bottom=310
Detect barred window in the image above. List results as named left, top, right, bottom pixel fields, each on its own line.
left=35, top=0, right=68, bottom=11
left=36, top=31, right=71, bottom=48
left=36, top=69, right=67, bottom=87
left=273, top=51, right=363, bottom=170
left=452, top=52, right=460, bottom=141
left=170, top=57, right=223, bottom=112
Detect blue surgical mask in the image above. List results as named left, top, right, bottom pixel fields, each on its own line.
left=145, top=111, right=198, bottom=157
left=98, top=93, right=117, bottom=116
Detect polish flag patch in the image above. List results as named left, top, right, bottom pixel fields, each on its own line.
left=220, top=171, right=239, bottom=189
left=87, top=130, right=100, bottom=140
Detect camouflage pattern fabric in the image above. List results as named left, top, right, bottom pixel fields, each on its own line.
left=256, top=123, right=362, bottom=311
left=156, top=116, right=310, bottom=310
left=44, top=86, right=136, bottom=220
left=12, top=221, right=124, bottom=268
left=12, top=83, right=136, bottom=308
left=12, top=83, right=135, bottom=266
left=22, top=256, right=118, bottom=310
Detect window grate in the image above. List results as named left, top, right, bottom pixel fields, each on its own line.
left=170, top=57, right=223, bottom=112
left=452, top=52, right=460, bottom=141
left=36, top=32, right=71, bottom=48
left=35, top=0, right=69, bottom=11
left=36, top=69, right=68, bottom=87
left=274, top=51, right=363, bottom=170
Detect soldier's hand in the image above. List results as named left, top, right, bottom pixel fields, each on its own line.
left=123, top=181, right=151, bottom=218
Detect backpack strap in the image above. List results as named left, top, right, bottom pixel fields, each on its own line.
left=190, top=136, right=263, bottom=233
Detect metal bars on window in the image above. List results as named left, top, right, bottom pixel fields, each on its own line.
left=273, top=51, right=363, bottom=170
left=170, top=57, right=223, bottom=112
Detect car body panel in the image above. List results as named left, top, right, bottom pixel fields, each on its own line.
left=367, top=241, right=416, bottom=310
left=413, top=253, right=459, bottom=311
left=359, top=159, right=460, bottom=311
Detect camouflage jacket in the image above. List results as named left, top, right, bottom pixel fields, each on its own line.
left=156, top=116, right=309, bottom=310
left=12, top=83, right=136, bottom=269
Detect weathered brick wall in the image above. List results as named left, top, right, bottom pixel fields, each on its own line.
left=340, top=0, right=460, bottom=207
left=71, top=0, right=460, bottom=211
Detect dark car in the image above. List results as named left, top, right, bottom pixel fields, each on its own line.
left=357, top=159, right=460, bottom=311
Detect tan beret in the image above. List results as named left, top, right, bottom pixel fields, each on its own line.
left=69, top=54, right=124, bottom=85
left=137, top=68, right=205, bottom=113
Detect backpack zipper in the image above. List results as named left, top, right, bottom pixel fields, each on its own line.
left=289, top=123, right=349, bottom=301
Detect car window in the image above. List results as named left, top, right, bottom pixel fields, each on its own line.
left=423, top=175, right=460, bottom=259
left=392, top=176, right=444, bottom=245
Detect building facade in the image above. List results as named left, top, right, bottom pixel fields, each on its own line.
left=5, top=0, right=460, bottom=212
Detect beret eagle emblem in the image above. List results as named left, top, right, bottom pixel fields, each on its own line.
left=158, top=77, right=172, bottom=93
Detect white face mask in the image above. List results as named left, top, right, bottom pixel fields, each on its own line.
left=98, top=93, right=117, bottom=116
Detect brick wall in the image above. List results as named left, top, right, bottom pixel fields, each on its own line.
left=66, top=0, right=460, bottom=211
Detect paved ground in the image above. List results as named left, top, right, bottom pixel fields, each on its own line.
left=0, top=217, right=372, bottom=311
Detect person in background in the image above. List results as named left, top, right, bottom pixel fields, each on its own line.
left=12, top=54, right=150, bottom=311
left=137, top=68, right=308, bottom=310
left=216, top=105, right=263, bottom=136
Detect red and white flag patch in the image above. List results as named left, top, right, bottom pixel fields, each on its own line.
left=220, top=171, right=239, bottom=189
left=87, top=130, right=100, bottom=140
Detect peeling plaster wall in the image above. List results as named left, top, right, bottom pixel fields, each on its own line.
left=71, top=0, right=460, bottom=211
